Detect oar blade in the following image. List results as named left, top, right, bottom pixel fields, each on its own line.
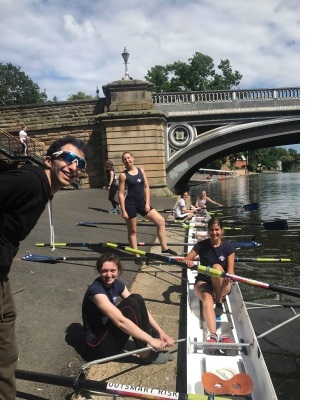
left=263, top=220, right=288, bottom=231
left=231, top=240, right=261, bottom=248
left=76, top=222, right=98, bottom=227
left=21, top=253, right=56, bottom=263
left=242, top=202, right=260, bottom=211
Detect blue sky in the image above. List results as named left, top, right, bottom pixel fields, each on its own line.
left=1, top=0, right=300, bottom=153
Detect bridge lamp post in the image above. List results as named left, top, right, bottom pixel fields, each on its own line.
left=121, top=47, right=130, bottom=80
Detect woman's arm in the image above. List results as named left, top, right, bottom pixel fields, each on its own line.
left=118, top=172, right=128, bottom=217
left=147, top=311, right=174, bottom=346
left=109, top=170, right=115, bottom=188
left=226, top=252, right=235, bottom=275
left=183, top=248, right=198, bottom=268
left=207, top=196, right=223, bottom=207
left=141, top=168, right=151, bottom=210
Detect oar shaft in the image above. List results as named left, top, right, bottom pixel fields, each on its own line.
left=103, top=242, right=299, bottom=297
left=76, top=222, right=243, bottom=231
left=197, top=266, right=300, bottom=298
left=35, top=237, right=255, bottom=248
left=15, top=369, right=223, bottom=400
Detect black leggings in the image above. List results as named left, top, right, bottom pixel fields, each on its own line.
left=86, top=294, right=152, bottom=359
left=108, top=184, right=119, bottom=208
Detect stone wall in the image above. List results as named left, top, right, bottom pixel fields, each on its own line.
left=0, top=80, right=172, bottom=196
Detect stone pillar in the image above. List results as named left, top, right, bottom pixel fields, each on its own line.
left=96, top=79, right=173, bottom=196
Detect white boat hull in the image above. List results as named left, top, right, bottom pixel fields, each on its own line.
left=186, top=214, right=277, bottom=400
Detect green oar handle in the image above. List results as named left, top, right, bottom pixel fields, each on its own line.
left=197, top=265, right=299, bottom=298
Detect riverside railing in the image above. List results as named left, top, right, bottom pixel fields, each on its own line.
left=152, top=87, right=300, bottom=105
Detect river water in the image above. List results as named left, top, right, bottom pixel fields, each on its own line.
left=189, top=172, right=300, bottom=400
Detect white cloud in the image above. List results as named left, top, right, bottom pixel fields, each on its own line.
left=0, top=0, right=300, bottom=101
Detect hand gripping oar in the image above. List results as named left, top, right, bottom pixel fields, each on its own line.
left=76, top=221, right=243, bottom=231
left=105, top=243, right=299, bottom=298
left=201, top=372, right=253, bottom=396
left=14, top=369, right=228, bottom=400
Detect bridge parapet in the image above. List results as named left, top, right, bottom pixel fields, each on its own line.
left=152, top=87, right=300, bottom=105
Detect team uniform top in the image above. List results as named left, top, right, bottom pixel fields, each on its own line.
left=193, top=238, right=235, bottom=281
left=124, top=168, right=145, bottom=205
left=82, top=277, right=125, bottom=342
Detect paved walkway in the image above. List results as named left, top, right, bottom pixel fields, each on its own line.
left=11, top=188, right=188, bottom=400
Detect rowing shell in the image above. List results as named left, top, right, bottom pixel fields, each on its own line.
left=186, top=212, right=277, bottom=399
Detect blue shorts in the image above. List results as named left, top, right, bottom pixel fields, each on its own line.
left=125, top=203, right=153, bottom=219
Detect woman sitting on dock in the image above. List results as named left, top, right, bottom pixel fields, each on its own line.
left=82, top=253, right=175, bottom=364
left=174, top=191, right=196, bottom=222
left=183, top=217, right=235, bottom=354
left=195, top=190, right=223, bottom=209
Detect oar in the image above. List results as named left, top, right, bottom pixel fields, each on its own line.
left=15, top=369, right=228, bottom=400
left=76, top=221, right=243, bottom=231
left=105, top=242, right=300, bottom=298
left=20, top=254, right=149, bottom=264
left=22, top=252, right=287, bottom=265
left=205, top=203, right=260, bottom=212
left=157, top=203, right=260, bottom=213
left=196, top=265, right=300, bottom=298
left=192, top=217, right=287, bottom=231
left=35, top=236, right=255, bottom=248
left=166, top=256, right=291, bottom=263
left=221, top=219, right=288, bottom=231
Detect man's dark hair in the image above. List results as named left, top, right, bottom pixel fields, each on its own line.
left=46, top=135, right=86, bottom=157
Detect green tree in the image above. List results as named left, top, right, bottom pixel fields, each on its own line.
left=67, top=91, right=94, bottom=101
left=145, top=52, right=242, bottom=93
left=0, top=63, right=48, bottom=105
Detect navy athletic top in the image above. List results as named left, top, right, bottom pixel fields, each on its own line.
left=193, top=239, right=235, bottom=280
left=124, top=168, right=145, bottom=205
left=82, top=277, right=125, bottom=342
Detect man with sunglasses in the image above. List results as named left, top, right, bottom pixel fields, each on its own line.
left=0, top=135, right=86, bottom=400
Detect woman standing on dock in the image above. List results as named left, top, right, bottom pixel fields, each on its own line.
left=118, top=151, right=177, bottom=256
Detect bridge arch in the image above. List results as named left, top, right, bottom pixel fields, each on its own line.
left=166, top=117, right=300, bottom=193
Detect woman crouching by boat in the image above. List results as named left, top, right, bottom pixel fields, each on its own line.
left=82, top=253, right=175, bottom=364
left=184, top=216, right=235, bottom=354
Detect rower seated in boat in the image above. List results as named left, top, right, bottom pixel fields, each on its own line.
left=195, top=190, right=223, bottom=209
left=184, top=216, right=235, bottom=354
